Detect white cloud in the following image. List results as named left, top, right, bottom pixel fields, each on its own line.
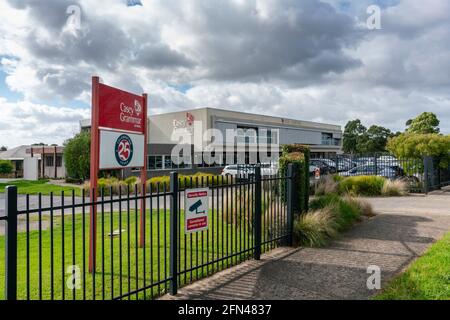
left=0, top=0, right=449, bottom=148
left=0, top=97, right=89, bottom=147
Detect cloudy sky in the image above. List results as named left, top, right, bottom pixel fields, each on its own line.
left=0, top=0, right=449, bottom=147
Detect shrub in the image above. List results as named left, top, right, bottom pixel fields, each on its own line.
left=279, top=144, right=310, bottom=214
left=65, top=177, right=83, bottom=184
left=314, top=175, right=338, bottom=196
left=334, top=195, right=362, bottom=230
left=124, top=176, right=138, bottom=186
left=294, top=207, right=337, bottom=247
left=359, top=199, right=376, bottom=217
left=0, top=160, right=14, bottom=174
left=298, top=193, right=374, bottom=246
left=338, top=175, right=385, bottom=196
left=332, top=174, right=344, bottom=183
left=381, top=179, right=408, bottom=196
left=64, top=131, right=90, bottom=181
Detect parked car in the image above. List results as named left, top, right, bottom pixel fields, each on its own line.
left=222, top=165, right=246, bottom=177
left=336, top=158, right=357, bottom=172
left=260, top=163, right=278, bottom=176
left=309, top=159, right=330, bottom=174
left=310, top=159, right=333, bottom=174
left=341, top=164, right=399, bottom=179
left=221, top=164, right=276, bottom=179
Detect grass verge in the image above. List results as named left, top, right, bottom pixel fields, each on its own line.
left=0, top=203, right=282, bottom=300
left=0, top=180, right=82, bottom=196
left=374, top=232, right=450, bottom=300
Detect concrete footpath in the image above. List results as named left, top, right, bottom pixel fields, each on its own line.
left=162, top=192, right=450, bottom=300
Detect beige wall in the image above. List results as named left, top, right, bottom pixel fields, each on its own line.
left=148, top=107, right=342, bottom=152
left=148, top=108, right=208, bottom=144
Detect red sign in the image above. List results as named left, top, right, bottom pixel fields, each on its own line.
left=187, top=191, right=208, bottom=198
left=315, top=167, right=321, bottom=180
left=186, top=217, right=208, bottom=231
left=98, top=83, right=146, bottom=133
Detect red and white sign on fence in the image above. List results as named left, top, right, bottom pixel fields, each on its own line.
left=185, top=188, right=209, bottom=233
left=89, top=76, right=148, bottom=272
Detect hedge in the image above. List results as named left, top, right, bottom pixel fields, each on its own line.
left=0, top=160, right=14, bottom=174
left=83, top=172, right=229, bottom=196
left=279, top=144, right=310, bottom=214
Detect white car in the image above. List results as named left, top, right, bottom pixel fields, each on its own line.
left=221, top=165, right=253, bottom=178
left=260, top=163, right=278, bottom=176
left=221, top=164, right=278, bottom=178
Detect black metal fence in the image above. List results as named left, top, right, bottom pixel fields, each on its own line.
left=0, top=165, right=295, bottom=300
left=312, top=154, right=426, bottom=193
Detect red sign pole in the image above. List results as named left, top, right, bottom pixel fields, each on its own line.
left=139, top=93, right=148, bottom=247
left=89, top=76, right=100, bottom=273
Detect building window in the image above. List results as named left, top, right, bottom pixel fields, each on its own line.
left=56, top=155, right=62, bottom=167
left=148, top=155, right=163, bottom=170
left=259, top=129, right=278, bottom=145
left=45, top=156, right=54, bottom=167
left=147, top=154, right=191, bottom=171
left=321, top=133, right=333, bottom=145
left=236, top=126, right=257, bottom=144
left=164, top=156, right=173, bottom=169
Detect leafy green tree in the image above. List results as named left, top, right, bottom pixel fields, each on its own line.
left=387, top=133, right=450, bottom=160
left=64, top=132, right=90, bottom=181
left=0, top=160, right=14, bottom=174
left=406, top=112, right=440, bottom=134
left=343, top=119, right=367, bottom=154
left=0, top=146, right=7, bottom=151
left=358, top=125, right=393, bottom=154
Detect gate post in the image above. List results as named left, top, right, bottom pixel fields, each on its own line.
left=169, top=172, right=179, bottom=295
left=423, top=156, right=431, bottom=194
left=374, top=153, right=378, bottom=176
left=335, top=154, right=339, bottom=174
left=286, top=163, right=297, bottom=246
left=5, top=186, right=18, bottom=300
left=254, top=165, right=262, bottom=261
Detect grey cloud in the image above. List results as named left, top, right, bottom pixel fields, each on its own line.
left=7, top=0, right=80, bottom=31
left=131, top=43, right=194, bottom=69
left=182, top=0, right=362, bottom=83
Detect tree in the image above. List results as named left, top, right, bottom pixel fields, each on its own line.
left=343, top=119, right=366, bottom=154
left=0, top=146, right=7, bottom=151
left=406, top=112, right=440, bottom=134
left=358, top=125, right=393, bottom=154
left=387, top=133, right=450, bottom=160
left=64, top=132, right=90, bottom=181
left=0, top=160, right=14, bottom=174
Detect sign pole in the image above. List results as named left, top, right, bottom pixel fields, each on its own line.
left=89, top=76, right=100, bottom=273
left=139, top=93, right=148, bottom=247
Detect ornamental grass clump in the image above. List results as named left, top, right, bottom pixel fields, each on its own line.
left=294, top=193, right=375, bottom=247
left=338, top=175, right=385, bottom=196
left=381, top=179, right=408, bottom=196
left=294, top=207, right=338, bottom=247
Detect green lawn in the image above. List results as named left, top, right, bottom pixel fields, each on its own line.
left=0, top=180, right=82, bottom=196
left=374, top=232, right=450, bottom=300
left=0, top=204, right=283, bottom=300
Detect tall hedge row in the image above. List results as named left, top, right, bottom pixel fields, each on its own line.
left=279, top=144, right=310, bottom=215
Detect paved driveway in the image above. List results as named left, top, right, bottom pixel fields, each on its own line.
left=162, top=193, right=450, bottom=300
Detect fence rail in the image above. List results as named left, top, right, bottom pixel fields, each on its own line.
left=312, top=154, right=426, bottom=193
left=1, top=164, right=295, bottom=300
